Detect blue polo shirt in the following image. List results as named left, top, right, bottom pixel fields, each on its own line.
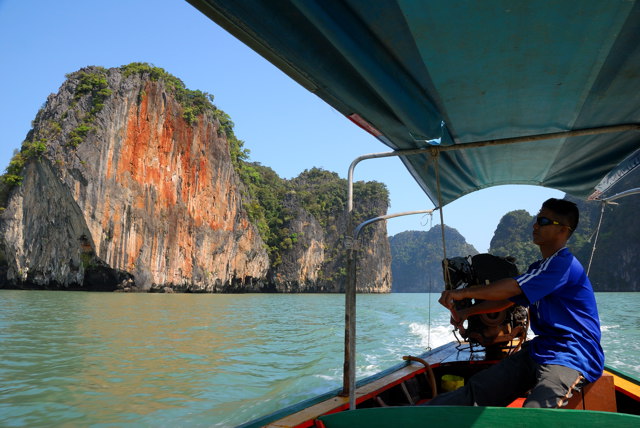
left=510, top=247, right=604, bottom=383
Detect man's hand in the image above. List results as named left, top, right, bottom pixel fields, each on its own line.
left=439, top=288, right=467, bottom=310
left=450, top=306, right=468, bottom=325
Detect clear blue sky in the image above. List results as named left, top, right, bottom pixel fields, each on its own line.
left=0, top=0, right=562, bottom=253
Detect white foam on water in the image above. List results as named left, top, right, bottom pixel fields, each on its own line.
left=409, top=321, right=456, bottom=349
left=600, top=324, right=620, bottom=332
left=314, top=374, right=340, bottom=382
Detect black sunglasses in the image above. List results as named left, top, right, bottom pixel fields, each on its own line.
left=536, top=216, right=572, bottom=230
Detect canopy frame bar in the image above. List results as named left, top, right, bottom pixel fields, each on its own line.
left=348, top=123, right=640, bottom=211
left=597, top=187, right=640, bottom=203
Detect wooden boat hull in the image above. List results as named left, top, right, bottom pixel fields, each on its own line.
left=316, top=406, right=640, bottom=428
left=240, top=342, right=640, bottom=427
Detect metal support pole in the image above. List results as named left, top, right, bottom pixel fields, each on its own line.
left=341, top=206, right=434, bottom=410
left=343, top=145, right=437, bottom=409
left=342, top=245, right=357, bottom=408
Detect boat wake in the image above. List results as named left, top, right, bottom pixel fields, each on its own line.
left=409, top=321, right=456, bottom=349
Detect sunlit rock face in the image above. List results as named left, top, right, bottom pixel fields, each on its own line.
left=0, top=66, right=269, bottom=291
left=0, top=65, right=392, bottom=293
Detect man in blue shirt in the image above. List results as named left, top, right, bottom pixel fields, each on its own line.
left=429, top=198, right=604, bottom=408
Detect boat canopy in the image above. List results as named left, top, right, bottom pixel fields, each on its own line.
left=187, top=0, right=640, bottom=206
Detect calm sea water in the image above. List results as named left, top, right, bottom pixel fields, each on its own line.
left=0, top=291, right=638, bottom=427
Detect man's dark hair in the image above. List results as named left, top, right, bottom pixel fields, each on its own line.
left=542, top=198, right=579, bottom=234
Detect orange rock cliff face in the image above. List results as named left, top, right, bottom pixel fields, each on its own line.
left=0, top=66, right=392, bottom=293
left=0, top=66, right=269, bottom=291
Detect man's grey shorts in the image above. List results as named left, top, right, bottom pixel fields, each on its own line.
left=427, top=346, right=585, bottom=408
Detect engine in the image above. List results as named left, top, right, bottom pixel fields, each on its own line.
left=442, top=254, right=528, bottom=356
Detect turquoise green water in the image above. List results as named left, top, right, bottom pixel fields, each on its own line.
left=0, top=291, right=638, bottom=427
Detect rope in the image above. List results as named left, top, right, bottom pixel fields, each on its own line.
left=427, top=278, right=432, bottom=351
left=587, top=202, right=606, bottom=275
left=432, top=150, right=451, bottom=289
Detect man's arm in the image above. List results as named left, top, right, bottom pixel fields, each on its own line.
left=439, top=278, right=522, bottom=311
left=452, top=299, right=515, bottom=325
left=461, top=299, right=515, bottom=316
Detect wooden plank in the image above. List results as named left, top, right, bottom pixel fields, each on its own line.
left=264, top=396, right=349, bottom=428
left=431, top=342, right=479, bottom=364
left=419, top=341, right=490, bottom=366
left=265, top=363, right=427, bottom=427
left=353, top=364, right=424, bottom=401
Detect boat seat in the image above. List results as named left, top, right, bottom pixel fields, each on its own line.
left=507, top=372, right=616, bottom=411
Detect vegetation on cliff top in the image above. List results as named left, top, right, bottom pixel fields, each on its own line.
left=238, top=165, right=389, bottom=269
left=0, top=140, right=48, bottom=210
left=390, top=227, right=477, bottom=292
left=484, top=189, right=640, bottom=291
left=488, top=210, right=539, bottom=273
left=120, top=62, right=218, bottom=126
left=0, top=63, right=248, bottom=204
left=1, top=66, right=113, bottom=200
left=65, top=67, right=112, bottom=148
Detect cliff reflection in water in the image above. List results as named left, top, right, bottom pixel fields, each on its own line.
left=73, top=293, right=250, bottom=423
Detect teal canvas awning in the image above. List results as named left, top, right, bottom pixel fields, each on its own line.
left=187, top=0, right=640, bottom=206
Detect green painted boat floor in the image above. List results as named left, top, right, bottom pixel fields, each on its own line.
left=318, top=406, right=640, bottom=427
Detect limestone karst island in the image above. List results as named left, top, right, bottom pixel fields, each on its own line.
left=0, top=64, right=390, bottom=293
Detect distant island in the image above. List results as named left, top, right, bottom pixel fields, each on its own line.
left=389, top=186, right=640, bottom=292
